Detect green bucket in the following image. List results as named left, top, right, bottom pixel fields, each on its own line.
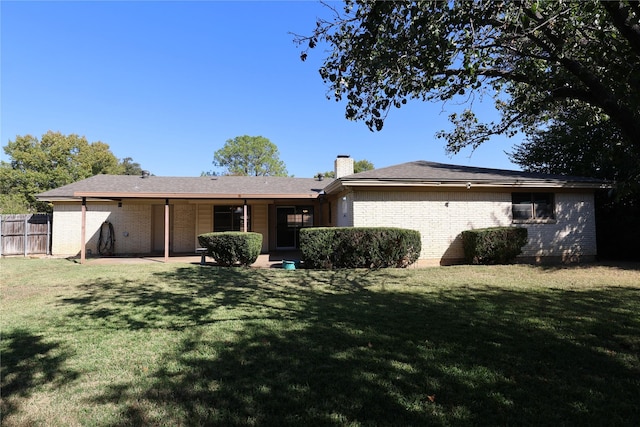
left=282, top=260, right=296, bottom=270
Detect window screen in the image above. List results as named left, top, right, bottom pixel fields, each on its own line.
left=512, top=193, right=554, bottom=220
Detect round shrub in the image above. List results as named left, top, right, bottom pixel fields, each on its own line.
left=197, top=232, right=262, bottom=267
left=461, top=227, right=528, bottom=264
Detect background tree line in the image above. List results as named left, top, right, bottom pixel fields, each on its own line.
left=0, top=131, right=143, bottom=213
left=2, top=132, right=375, bottom=215
left=203, top=135, right=374, bottom=178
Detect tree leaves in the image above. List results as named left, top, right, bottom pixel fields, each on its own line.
left=295, top=0, right=640, bottom=161
left=212, top=135, right=289, bottom=177
left=1, top=131, right=142, bottom=213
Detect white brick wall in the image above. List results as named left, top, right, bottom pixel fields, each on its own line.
left=51, top=202, right=153, bottom=256
left=519, top=192, right=597, bottom=261
left=51, top=190, right=598, bottom=263
left=350, top=190, right=597, bottom=263
left=52, top=203, right=108, bottom=256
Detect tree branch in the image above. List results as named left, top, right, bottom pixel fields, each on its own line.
left=601, top=0, right=640, bottom=57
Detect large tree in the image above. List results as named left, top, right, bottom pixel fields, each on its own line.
left=0, top=131, right=142, bottom=213
left=212, top=135, right=288, bottom=176
left=296, top=1, right=640, bottom=168
left=509, top=102, right=639, bottom=188
left=509, top=101, right=640, bottom=260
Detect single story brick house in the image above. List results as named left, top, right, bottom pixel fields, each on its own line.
left=37, top=155, right=609, bottom=265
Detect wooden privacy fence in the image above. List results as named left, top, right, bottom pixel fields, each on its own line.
left=0, top=214, right=52, bottom=256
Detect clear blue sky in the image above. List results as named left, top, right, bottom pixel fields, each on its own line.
left=1, top=1, right=521, bottom=178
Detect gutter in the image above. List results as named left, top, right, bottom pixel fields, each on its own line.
left=36, top=192, right=320, bottom=202
left=323, top=178, right=612, bottom=194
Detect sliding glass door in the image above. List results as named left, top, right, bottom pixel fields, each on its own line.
left=276, top=206, right=313, bottom=249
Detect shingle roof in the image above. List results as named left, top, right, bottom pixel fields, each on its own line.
left=323, top=160, right=609, bottom=191
left=37, top=160, right=609, bottom=202
left=343, top=161, right=605, bottom=183
left=37, top=174, right=331, bottom=200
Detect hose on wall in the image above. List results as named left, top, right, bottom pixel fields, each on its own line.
left=98, top=221, right=115, bottom=256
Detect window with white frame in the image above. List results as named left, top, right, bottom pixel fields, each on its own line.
left=512, top=193, right=555, bottom=221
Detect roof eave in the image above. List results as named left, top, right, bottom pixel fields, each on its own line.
left=73, top=191, right=320, bottom=199
left=326, top=179, right=611, bottom=191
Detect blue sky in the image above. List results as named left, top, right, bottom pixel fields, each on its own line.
left=1, top=1, right=521, bottom=178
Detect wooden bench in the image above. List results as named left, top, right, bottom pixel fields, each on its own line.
left=196, top=247, right=207, bottom=265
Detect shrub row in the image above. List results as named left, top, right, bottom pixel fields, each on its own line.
left=299, top=227, right=421, bottom=269
left=197, top=232, right=262, bottom=267
left=461, top=227, right=528, bottom=265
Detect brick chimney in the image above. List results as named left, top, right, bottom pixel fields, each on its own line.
left=334, top=155, right=354, bottom=178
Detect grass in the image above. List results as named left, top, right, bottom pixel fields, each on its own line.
left=1, top=258, right=639, bottom=426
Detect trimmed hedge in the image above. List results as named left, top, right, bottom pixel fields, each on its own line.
left=299, top=227, right=421, bottom=269
left=461, top=227, right=528, bottom=265
left=197, top=232, right=263, bottom=267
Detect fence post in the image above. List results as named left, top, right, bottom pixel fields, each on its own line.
left=24, top=216, right=28, bottom=256
left=0, top=215, right=3, bottom=257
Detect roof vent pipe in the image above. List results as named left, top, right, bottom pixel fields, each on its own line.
left=141, top=170, right=150, bottom=178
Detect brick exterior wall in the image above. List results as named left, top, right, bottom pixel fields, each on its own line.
left=350, top=189, right=597, bottom=263
left=520, top=192, right=597, bottom=262
left=52, top=202, right=153, bottom=256
left=173, top=204, right=196, bottom=253
left=51, top=190, right=597, bottom=263
left=335, top=156, right=355, bottom=178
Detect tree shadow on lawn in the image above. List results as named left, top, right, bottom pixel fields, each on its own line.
left=62, top=267, right=640, bottom=426
left=0, top=329, right=79, bottom=420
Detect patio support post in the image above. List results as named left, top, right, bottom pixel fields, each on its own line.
left=81, top=197, right=86, bottom=264
left=164, top=198, right=170, bottom=263
left=243, top=199, right=247, bottom=232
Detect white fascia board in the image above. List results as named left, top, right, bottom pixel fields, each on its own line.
left=328, top=179, right=611, bottom=190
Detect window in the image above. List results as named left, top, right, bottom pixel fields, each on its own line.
left=214, top=205, right=251, bottom=231
left=512, top=193, right=554, bottom=221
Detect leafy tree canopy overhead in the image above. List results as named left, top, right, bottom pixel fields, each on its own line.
left=295, top=1, right=640, bottom=160
left=0, top=131, right=143, bottom=213
left=212, top=135, right=288, bottom=176
left=509, top=100, right=640, bottom=199
left=509, top=102, right=636, bottom=181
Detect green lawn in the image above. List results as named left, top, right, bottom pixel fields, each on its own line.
left=2, top=258, right=639, bottom=426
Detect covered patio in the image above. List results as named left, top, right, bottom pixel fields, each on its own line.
left=75, top=250, right=303, bottom=268
left=36, top=174, right=332, bottom=264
